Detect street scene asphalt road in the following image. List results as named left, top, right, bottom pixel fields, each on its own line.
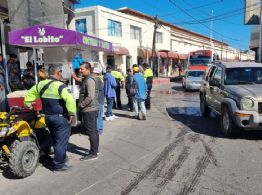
left=1, top=82, right=262, bottom=195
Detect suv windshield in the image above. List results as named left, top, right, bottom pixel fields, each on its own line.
left=187, top=71, right=204, bottom=77
left=225, top=67, right=262, bottom=85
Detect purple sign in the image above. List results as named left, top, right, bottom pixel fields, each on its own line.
left=8, top=25, right=112, bottom=51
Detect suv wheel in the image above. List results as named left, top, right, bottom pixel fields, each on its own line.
left=221, top=106, right=238, bottom=136
left=200, top=94, right=211, bottom=116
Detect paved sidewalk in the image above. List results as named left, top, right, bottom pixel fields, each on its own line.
left=0, top=83, right=177, bottom=195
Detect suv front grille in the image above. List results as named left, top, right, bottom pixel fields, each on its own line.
left=258, top=102, right=262, bottom=114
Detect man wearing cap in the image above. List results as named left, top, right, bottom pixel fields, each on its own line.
left=24, top=64, right=76, bottom=172
left=132, top=66, right=147, bottom=120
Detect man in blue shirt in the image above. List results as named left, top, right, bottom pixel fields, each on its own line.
left=104, top=65, right=117, bottom=121
left=131, top=66, right=147, bottom=120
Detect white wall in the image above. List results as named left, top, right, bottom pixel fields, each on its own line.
left=70, top=5, right=255, bottom=71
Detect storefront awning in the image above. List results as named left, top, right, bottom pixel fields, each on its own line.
left=137, top=48, right=152, bottom=58
left=178, top=54, right=188, bottom=60
left=8, top=24, right=112, bottom=51
left=168, top=51, right=179, bottom=59
left=158, top=51, right=168, bottom=58
left=113, top=46, right=129, bottom=55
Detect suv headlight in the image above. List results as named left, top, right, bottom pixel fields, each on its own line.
left=241, top=97, right=254, bottom=109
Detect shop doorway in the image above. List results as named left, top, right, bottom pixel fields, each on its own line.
left=107, top=55, right=115, bottom=67
left=126, top=56, right=131, bottom=70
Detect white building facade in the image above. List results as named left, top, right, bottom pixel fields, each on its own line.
left=71, top=6, right=255, bottom=75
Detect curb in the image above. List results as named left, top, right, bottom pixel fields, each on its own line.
left=153, top=78, right=170, bottom=85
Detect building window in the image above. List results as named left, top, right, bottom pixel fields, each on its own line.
left=130, top=25, right=141, bottom=40
left=75, top=18, right=87, bottom=34
left=108, top=19, right=122, bottom=37
left=156, top=32, right=163, bottom=43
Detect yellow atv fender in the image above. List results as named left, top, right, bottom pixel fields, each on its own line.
left=8, top=121, right=33, bottom=137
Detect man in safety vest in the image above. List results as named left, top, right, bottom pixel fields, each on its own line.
left=111, top=66, right=125, bottom=110
left=142, top=63, right=153, bottom=110
left=24, top=64, right=76, bottom=172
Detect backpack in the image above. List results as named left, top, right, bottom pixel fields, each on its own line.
left=130, top=77, right=137, bottom=96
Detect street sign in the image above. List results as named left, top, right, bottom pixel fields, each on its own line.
left=244, top=0, right=261, bottom=25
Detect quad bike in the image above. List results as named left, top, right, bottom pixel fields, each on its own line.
left=0, top=106, right=47, bottom=178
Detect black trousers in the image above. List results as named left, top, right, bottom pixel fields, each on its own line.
left=113, top=85, right=122, bottom=109
left=145, top=88, right=152, bottom=109
left=81, top=111, right=99, bottom=155
left=126, top=89, right=133, bottom=110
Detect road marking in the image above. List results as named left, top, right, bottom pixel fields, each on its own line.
left=74, top=132, right=193, bottom=195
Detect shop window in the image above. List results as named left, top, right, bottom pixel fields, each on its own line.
left=75, top=18, right=87, bottom=34
left=108, top=19, right=122, bottom=37
left=130, top=25, right=141, bottom=40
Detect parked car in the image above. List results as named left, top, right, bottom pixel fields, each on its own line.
left=199, top=61, right=262, bottom=136
left=182, top=70, right=205, bottom=90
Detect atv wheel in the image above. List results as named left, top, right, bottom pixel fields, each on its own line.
left=9, top=140, right=39, bottom=178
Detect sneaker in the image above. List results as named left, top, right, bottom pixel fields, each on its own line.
left=80, top=154, right=98, bottom=161
left=53, top=164, right=72, bottom=172
left=105, top=116, right=114, bottom=121
left=142, top=114, right=146, bottom=120
left=138, top=112, right=143, bottom=120
left=111, top=114, right=118, bottom=119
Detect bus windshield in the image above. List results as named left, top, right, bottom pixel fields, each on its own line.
left=189, top=58, right=211, bottom=66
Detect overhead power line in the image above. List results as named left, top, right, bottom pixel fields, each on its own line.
left=169, top=1, right=260, bottom=25
left=160, top=0, right=223, bottom=18
left=168, top=0, right=245, bottom=43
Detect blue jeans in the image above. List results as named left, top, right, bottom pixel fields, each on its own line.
left=106, top=97, right=114, bottom=117
left=133, top=98, right=146, bottom=117
left=45, top=115, right=70, bottom=169
left=97, top=103, right=104, bottom=134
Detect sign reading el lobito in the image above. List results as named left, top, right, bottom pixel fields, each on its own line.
left=9, top=25, right=112, bottom=51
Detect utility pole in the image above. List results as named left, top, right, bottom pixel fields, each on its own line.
left=151, top=15, right=158, bottom=77
left=220, top=40, right=223, bottom=60
left=210, top=10, right=214, bottom=52
left=259, top=6, right=262, bottom=62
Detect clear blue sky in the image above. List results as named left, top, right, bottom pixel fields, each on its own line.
left=75, top=0, right=254, bottom=50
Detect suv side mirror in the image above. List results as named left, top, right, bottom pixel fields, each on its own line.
left=209, top=80, right=220, bottom=87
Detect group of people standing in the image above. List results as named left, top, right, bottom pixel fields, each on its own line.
left=125, top=63, right=153, bottom=119
left=0, top=54, right=40, bottom=112
left=22, top=61, right=153, bottom=172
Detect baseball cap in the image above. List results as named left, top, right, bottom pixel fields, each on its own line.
left=133, top=67, right=139, bottom=72
left=93, top=67, right=101, bottom=74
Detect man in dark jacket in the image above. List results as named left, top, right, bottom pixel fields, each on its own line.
left=125, top=68, right=133, bottom=111
left=79, top=62, right=99, bottom=161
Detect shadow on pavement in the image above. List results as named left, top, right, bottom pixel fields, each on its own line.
left=0, top=166, right=19, bottom=180
left=67, top=143, right=88, bottom=156
left=166, top=106, right=262, bottom=140
left=170, top=76, right=183, bottom=82
left=171, top=86, right=199, bottom=93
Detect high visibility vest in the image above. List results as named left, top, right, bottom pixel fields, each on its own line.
left=24, top=79, right=76, bottom=115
